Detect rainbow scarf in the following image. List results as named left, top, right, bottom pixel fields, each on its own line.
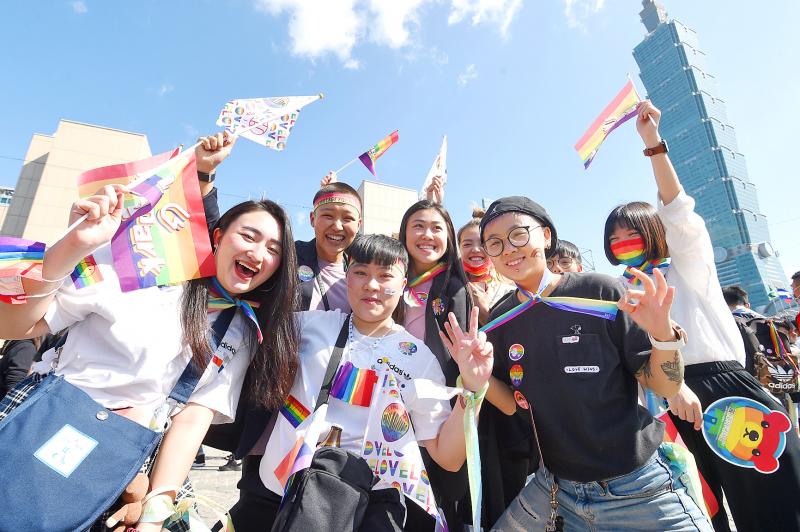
left=330, top=361, right=379, bottom=407
left=404, top=262, right=447, bottom=306
left=622, top=259, right=670, bottom=286
left=480, top=268, right=618, bottom=333
left=463, top=260, right=492, bottom=283
left=208, top=277, right=263, bottom=344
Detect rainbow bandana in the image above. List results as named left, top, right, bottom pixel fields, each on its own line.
left=463, top=259, right=492, bottom=283
left=208, top=277, right=263, bottom=344
left=480, top=268, right=618, bottom=333
left=313, top=193, right=361, bottom=216
left=621, top=258, right=670, bottom=286
left=404, top=262, right=447, bottom=306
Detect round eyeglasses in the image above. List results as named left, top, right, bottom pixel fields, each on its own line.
left=547, top=257, right=576, bottom=269
left=482, top=225, right=542, bottom=257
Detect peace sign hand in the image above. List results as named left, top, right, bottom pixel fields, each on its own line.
left=617, top=267, right=676, bottom=342
left=439, top=306, right=494, bottom=392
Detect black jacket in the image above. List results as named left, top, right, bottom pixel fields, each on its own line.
left=0, top=340, right=37, bottom=397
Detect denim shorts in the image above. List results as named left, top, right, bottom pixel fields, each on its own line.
left=492, top=447, right=713, bottom=531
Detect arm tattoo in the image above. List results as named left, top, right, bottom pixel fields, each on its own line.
left=635, top=359, right=653, bottom=381
left=660, top=352, right=684, bottom=383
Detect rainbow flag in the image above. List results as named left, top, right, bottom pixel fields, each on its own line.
left=77, top=148, right=178, bottom=198
left=274, top=405, right=329, bottom=490
left=0, top=237, right=45, bottom=304
left=359, top=130, right=399, bottom=176
left=330, top=361, right=378, bottom=407
left=575, top=80, right=641, bottom=169
left=109, top=151, right=215, bottom=292
left=658, top=412, right=719, bottom=518
left=70, top=255, right=103, bottom=289
left=280, top=395, right=311, bottom=428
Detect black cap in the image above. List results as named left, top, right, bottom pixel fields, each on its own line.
left=479, top=196, right=558, bottom=257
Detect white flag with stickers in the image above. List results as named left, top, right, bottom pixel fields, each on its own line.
left=419, top=136, right=447, bottom=200
left=216, top=95, right=322, bottom=150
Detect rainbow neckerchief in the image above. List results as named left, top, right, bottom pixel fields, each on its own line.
left=463, top=260, right=493, bottom=283
left=208, top=277, right=263, bottom=344
left=404, top=262, right=447, bottom=306
left=480, top=268, right=618, bottom=333
left=622, top=258, right=670, bottom=286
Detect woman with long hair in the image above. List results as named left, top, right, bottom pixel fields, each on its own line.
left=396, top=199, right=472, bottom=530
left=0, top=188, right=299, bottom=531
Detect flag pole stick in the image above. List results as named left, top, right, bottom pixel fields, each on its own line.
left=334, top=157, right=360, bottom=175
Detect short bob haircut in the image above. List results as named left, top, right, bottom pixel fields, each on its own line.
left=347, top=233, right=409, bottom=273
left=603, top=201, right=670, bottom=265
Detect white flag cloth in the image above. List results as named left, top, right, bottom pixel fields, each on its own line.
left=216, top=95, right=322, bottom=150
left=419, top=135, right=447, bottom=200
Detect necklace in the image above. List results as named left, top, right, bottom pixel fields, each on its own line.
left=347, top=315, right=396, bottom=356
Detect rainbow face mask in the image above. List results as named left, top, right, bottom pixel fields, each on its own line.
left=610, top=236, right=646, bottom=267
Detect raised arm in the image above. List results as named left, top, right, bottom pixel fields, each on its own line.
left=636, top=100, right=681, bottom=205
left=0, top=186, right=124, bottom=339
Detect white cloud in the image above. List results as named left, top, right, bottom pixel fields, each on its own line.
left=157, top=84, right=173, bottom=97
left=458, top=63, right=478, bottom=86
left=295, top=209, right=307, bottom=228
left=563, top=0, right=604, bottom=30
left=448, top=0, right=522, bottom=36
left=183, top=124, right=199, bottom=139
left=71, top=1, right=87, bottom=14
left=253, top=0, right=518, bottom=67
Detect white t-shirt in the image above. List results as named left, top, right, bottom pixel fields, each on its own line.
left=32, top=243, right=253, bottom=426
left=260, top=309, right=451, bottom=495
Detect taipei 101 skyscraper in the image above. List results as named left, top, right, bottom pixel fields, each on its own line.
left=633, top=0, right=788, bottom=310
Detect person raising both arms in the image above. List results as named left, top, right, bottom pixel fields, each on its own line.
left=603, top=100, right=800, bottom=532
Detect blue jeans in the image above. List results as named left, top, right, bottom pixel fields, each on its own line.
left=493, top=448, right=712, bottom=531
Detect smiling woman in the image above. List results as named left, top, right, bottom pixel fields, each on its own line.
left=0, top=192, right=299, bottom=531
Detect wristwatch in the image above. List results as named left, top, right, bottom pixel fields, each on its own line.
left=198, top=171, right=215, bottom=183
left=643, top=139, right=668, bottom=157
left=648, top=323, right=687, bottom=350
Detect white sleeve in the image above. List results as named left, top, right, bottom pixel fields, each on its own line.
left=188, top=328, right=254, bottom=425
left=404, top=352, right=452, bottom=442
left=43, top=282, right=99, bottom=332
left=658, top=191, right=719, bottom=297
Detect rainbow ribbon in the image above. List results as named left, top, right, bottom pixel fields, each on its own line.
left=622, top=259, right=670, bottom=286
left=208, top=277, right=263, bottom=344
left=480, top=268, right=618, bottom=333
left=457, top=375, right=488, bottom=532
left=404, top=262, right=447, bottom=306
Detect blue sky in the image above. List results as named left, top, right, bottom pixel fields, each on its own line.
left=1, top=0, right=797, bottom=278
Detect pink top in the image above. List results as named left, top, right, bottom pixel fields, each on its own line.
left=403, top=278, right=433, bottom=341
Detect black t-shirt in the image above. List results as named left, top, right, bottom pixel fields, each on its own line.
left=488, top=272, right=664, bottom=482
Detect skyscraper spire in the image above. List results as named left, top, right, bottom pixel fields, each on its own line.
left=640, top=0, right=668, bottom=33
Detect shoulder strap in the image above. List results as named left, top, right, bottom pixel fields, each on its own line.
left=315, top=314, right=351, bottom=410
left=168, top=307, right=236, bottom=405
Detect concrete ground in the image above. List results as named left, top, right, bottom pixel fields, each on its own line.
left=187, top=446, right=242, bottom=526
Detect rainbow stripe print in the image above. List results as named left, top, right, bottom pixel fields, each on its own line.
left=0, top=237, right=44, bottom=279
left=280, top=395, right=311, bottom=428
left=104, top=151, right=215, bottom=292
left=359, top=130, right=399, bottom=176
left=575, top=79, right=641, bottom=168
left=330, top=361, right=379, bottom=407
left=610, top=237, right=645, bottom=266
left=71, top=255, right=103, bottom=289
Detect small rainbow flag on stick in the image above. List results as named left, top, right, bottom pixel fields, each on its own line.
left=0, top=237, right=45, bottom=304
left=575, top=79, right=641, bottom=169
left=359, top=130, right=399, bottom=176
